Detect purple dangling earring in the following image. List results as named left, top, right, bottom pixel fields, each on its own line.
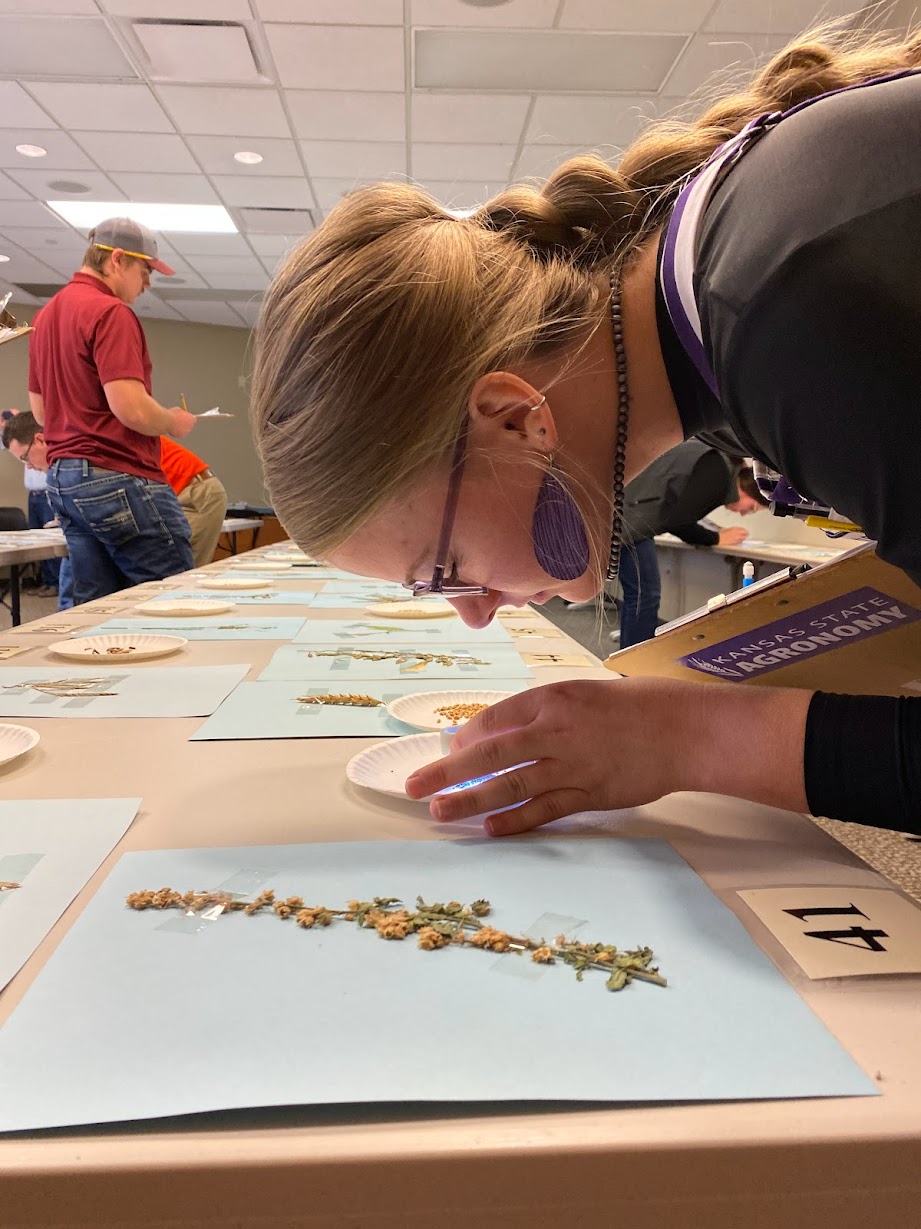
left=531, top=444, right=590, bottom=581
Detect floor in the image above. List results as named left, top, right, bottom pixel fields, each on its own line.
left=3, top=581, right=918, bottom=904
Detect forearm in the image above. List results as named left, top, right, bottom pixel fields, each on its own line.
left=28, top=391, right=44, bottom=426
left=105, top=383, right=179, bottom=437
left=669, top=682, right=812, bottom=812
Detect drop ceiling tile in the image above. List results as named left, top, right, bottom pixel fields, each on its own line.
left=412, top=93, right=530, bottom=144
left=256, top=0, right=402, bottom=20
left=300, top=140, right=406, bottom=178
left=0, top=172, right=29, bottom=200
left=514, top=144, right=589, bottom=180
left=0, top=0, right=97, bottom=10
left=187, top=254, right=264, bottom=276
left=663, top=31, right=788, bottom=95
left=287, top=90, right=405, bottom=142
left=412, top=143, right=516, bottom=181
left=165, top=231, right=251, bottom=257
left=0, top=227, right=86, bottom=254
left=186, top=135, right=302, bottom=176
left=411, top=0, right=558, bottom=27
left=423, top=180, right=508, bottom=211
left=155, top=86, right=290, bottom=138
left=705, top=0, right=856, bottom=34
left=6, top=168, right=125, bottom=200
left=0, top=200, right=70, bottom=228
left=0, top=83, right=59, bottom=130
left=30, top=250, right=90, bottom=277
left=176, top=299, right=249, bottom=326
left=131, top=292, right=184, bottom=320
left=134, top=20, right=260, bottom=84
left=527, top=95, right=659, bottom=147
left=26, top=84, right=174, bottom=134
left=105, top=1, right=251, bottom=17
left=265, top=24, right=404, bottom=91
left=0, top=244, right=63, bottom=281
left=232, top=299, right=261, bottom=328
left=415, top=30, right=686, bottom=92
left=108, top=172, right=219, bottom=205
left=73, top=131, right=198, bottom=173
left=212, top=175, right=313, bottom=208
left=0, top=16, right=136, bottom=79
left=307, top=177, right=367, bottom=213
left=0, top=130, right=95, bottom=171
left=201, top=272, right=268, bottom=291
left=559, top=0, right=713, bottom=32
left=247, top=232, right=303, bottom=257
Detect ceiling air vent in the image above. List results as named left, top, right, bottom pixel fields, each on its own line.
left=235, top=207, right=314, bottom=236
left=130, top=20, right=265, bottom=84
left=14, top=283, right=65, bottom=300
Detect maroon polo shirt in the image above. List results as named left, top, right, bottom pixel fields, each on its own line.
left=28, top=272, right=165, bottom=483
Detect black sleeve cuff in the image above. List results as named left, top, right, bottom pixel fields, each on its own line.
left=671, top=522, right=719, bottom=546
left=804, top=691, right=921, bottom=833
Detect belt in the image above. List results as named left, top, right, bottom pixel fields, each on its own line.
left=191, top=469, right=215, bottom=482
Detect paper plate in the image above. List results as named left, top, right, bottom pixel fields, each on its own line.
left=199, top=577, right=272, bottom=591
left=386, top=690, right=515, bottom=732
left=230, top=559, right=293, bottom=571
left=346, top=733, right=444, bottom=798
left=134, top=598, right=235, bottom=617
left=365, top=601, right=456, bottom=619
left=49, top=634, right=187, bottom=662
left=0, top=723, right=40, bottom=769
left=264, top=551, right=312, bottom=563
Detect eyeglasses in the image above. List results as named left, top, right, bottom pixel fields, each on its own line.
left=403, top=421, right=489, bottom=598
left=19, top=438, right=35, bottom=465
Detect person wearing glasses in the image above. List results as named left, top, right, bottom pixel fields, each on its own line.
left=250, top=28, right=921, bottom=835
left=28, top=218, right=197, bottom=603
left=0, top=407, right=60, bottom=599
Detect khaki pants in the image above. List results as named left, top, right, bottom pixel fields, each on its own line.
left=177, top=473, right=227, bottom=567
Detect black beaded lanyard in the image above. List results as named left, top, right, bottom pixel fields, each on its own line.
left=606, top=275, right=630, bottom=582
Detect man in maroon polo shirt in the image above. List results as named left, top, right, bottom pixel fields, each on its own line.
left=29, top=217, right=197, bottom=603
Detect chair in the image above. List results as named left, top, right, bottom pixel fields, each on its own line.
left=0, top=505, right=28, bottom=617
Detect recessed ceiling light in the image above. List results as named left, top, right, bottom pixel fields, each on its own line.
left=234, top=151, right=263, bottom=165
left=16, top=144, right=47, bottom=158
left=46, top=201, right=238, bottom=234
left=0, top=254, right=10, bottom=263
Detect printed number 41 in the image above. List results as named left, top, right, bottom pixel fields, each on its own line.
left=783, top=903, right=888, bottom=952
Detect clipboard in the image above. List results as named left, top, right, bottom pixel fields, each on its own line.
left=0, top=295, right=33, bottom=347
left=606, top=542, right=921, bottom=697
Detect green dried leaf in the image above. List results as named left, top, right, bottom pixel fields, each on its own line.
left=606, top=969, right=628, bottom=992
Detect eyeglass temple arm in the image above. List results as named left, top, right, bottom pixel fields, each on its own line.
left=430, top=426, right=468, bottom=583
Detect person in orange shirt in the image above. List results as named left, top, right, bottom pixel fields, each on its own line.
left=159, top=439, right=227, bottom=567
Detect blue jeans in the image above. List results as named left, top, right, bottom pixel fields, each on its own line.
left=57, top=557, right=74, bottom=610
left=27, top=489, right=61, bottom=588
left=47, top=459, right=193, bottom=604
left=618, top=537, right=662, bottom=648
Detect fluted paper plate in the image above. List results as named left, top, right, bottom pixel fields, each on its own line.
left=264, top=550, right=313, bottom=563
left=365, top=601, right=455, bottom=619
left=199, top=577, right=272, bottom=591
left=346, top=733, right=444, bottom=798
left=230, top=559, right=292, bottom=571
left=0, top=723, right=39, bottom=769
left=135, top=598, right=235, bottom=617
left=386, top=690, right=515, bottom=732
left=50, top=634, right=187, bottom=662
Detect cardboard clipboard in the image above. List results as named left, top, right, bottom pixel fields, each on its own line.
left=606, top=542, right=921, bottom=697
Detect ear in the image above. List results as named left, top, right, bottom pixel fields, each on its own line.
left=467, top=371, right=558, bottom=453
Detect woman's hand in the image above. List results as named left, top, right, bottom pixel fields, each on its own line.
left=405, top=677, right=812, bottom=836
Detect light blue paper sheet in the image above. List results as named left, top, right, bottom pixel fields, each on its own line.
left=78, top=617, right=307, bottom=642
left=0, top=798, right=141, bottom=994
left=292, top=618, right=512, bottom=645
left=192, top=678, right=528, bottom=740
left=155, top=590, right=319, bottom=607
left=258, top=644, right=534, bottom=681
left=311, top=592, right=449, bottom=610
left=0, top=665, right=248, bottom=718
left=0, top=838, right=876, bottom=1132
left=215, top=569, right=325, bottom=581
left=320, top=579, right=421, bottom=597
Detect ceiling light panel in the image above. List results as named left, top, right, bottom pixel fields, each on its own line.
left=154, top=85, right=290, bottom=138
left=212, top=176, right=314, bottom=209
left=412, top=93, right=530, bottom=144
left=300, top=141, right=406, bottom=179
left=256, top=0, right=402, bottom=20
left=413, top=143, right=517, bottom=181
left=133, top=20, right=263, bottom=84
left=187, top=135, right=301, bottom=176
left=266, top=24, right=404, bottom=91
left=558, top=0, right=714, bottom=32
left=0, top=83, right=59, bottom=130
left=0, top=17, right=136, bottom=79
left=26, top=84, right=174, bottom=134
left=527, top=94, right=659, bottom=147
left=0, top=130, right=95, bottom=171
left=286, top=90, right=405, bottom=142
left=411, top=0, right=558, bottom=27
left=705, top=0, right=858, bottom=34
left=663, top=32, right=788, bottom=96
left=108, top=172, right=219, bottom=205
left=46, top=200, right=237, bottom=232
left=73, top=131, right=198, bottom=173
left=415, top=30, right=687, bottom=92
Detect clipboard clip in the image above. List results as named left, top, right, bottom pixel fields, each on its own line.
left=655, top=564, right=812, bottom=636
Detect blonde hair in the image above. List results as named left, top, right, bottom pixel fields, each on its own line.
left=252, top=23, right=921, bottom=559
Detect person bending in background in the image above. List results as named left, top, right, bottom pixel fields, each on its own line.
left=28, top=217, right=196, bottom=603
left=0, top=408, right=60, bottom=599
left=617, top=441, right=766, bottom=647
left=159, top=438, right=227, bottom=568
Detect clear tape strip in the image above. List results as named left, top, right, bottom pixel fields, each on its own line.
left=156, top=867, right=278, bottom=934
left=491, top=911, right=587, bottom=980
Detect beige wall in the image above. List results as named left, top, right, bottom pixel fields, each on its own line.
left=0, top=301, right=264, bottom=514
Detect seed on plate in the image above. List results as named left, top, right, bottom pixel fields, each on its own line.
left=433, top=701, right=489, bottom=724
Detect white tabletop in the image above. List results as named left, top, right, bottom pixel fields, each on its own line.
left=0, top=545, right=918, bottom=1228
left=655, top=532, right=855, bottom=568
left=220, top=517, right=263, bottom=534
left=0, top=529, right=68, bottom=568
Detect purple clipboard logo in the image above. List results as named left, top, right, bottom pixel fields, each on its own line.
left=679, top=587, right=921, bottom=681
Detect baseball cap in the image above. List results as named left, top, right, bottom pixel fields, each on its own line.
left=88, top=217, right=175, bottom=276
